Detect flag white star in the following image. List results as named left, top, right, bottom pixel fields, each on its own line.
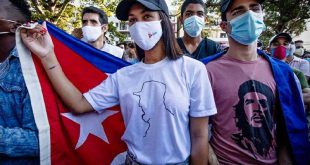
left=61, top=110, right=118, bottom=149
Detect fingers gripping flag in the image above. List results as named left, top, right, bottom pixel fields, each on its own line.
left=16, top=22, right=129, bottom=165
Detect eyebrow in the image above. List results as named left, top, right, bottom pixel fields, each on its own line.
left=82, top=19, right=98, bottom=22
left=128, top=9, right=153, bottom=17
left=230, top=6, right=245, bottom=13
left=185, top=9, right=204, bottom=13
left=230, top=3, right=261, bottom=13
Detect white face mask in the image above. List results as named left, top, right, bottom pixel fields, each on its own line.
left=82, top=26, right=103, bottom=42
left=129, top=20, right=163, bottom=51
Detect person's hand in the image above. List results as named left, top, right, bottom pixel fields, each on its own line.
left=208, top=144, right=220, bottom=165
left=20, top=21, right=54, bottom=59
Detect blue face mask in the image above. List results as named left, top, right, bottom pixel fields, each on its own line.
left=183, top=15, right=205, bottom=37
left=228, top=11, right=266, bottom=45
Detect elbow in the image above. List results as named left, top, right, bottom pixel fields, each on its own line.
left=70, top=104, right=90, bottom=115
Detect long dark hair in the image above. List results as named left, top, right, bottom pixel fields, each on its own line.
left=136, top=11, right=183, bottom=61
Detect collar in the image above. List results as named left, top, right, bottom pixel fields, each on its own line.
left=8, top=47, right=19, bottom=59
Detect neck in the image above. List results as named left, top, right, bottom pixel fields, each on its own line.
left=89, top=35, right=105, bottom=50
left=0, top=36, right=15, bottom=62
left=226, top=38, right=258, bottom=61
left=183, top=34, right=202, bottom=46
left=144, top=39, right=166, bottom=64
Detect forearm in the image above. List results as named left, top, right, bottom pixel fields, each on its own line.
left=40, top=52, right=93, bottom=113
left=0, top=126, right=39, bottom=157
left=191, top=137, right=208, bottom=164
left=190, top=117, right=209, bottom=165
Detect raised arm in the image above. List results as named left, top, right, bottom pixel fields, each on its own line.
left=20, top=22, right=93, bottom=114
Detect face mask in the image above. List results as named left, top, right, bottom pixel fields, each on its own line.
left=271, top=46, right=290, bottom=60
left=294, top=48, right=305, bottom=57
left=82, top=26, right=103, bottom=42
left=228, top=11, right=265, bottom=45
left=183, top=15, right=204, bottom=37
left=129, top=20, right=162, bottom=51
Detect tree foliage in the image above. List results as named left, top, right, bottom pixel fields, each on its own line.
left=262, top=0, right=310, bottom=46
left=28, top=0, right=125, bottom=43
left=28, top=0, right=310, bottom=46
left=205, top=0, right=310, bottom=46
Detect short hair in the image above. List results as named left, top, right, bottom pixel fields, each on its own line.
left=9, top=0, right=32, bottom=21
left=82, top=6, right=108, bottom=25
left=295, top=40, right=304, bottom=44
left=136, top=11, right=183, bottom=61
left=181, top=0, right=206, bottom=16
left=221, top=2, right=263, bottom=21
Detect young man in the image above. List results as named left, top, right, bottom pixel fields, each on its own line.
left=81, top=6, right=124, bottom=58
left=203, top=0, right=310, bottom=164
left=0, top=0, right=39, bottom=164
left=177, top=0, right=221, bottom=60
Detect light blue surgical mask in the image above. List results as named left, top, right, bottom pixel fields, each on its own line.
left=228, top=11, right=265, bottom=45
left=183, top=15, right=205, bottom=38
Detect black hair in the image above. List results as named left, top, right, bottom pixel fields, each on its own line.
left=234, top=80, right=274, bottom=134
left=221, top=2, right=263, bottom=21
left=9, top=0, right=32, bottom=21
left=181, top=0, right=206, bottom=16
left=82, top=6, right=108, bottom=25
left=295, top=40, right=304, bottom=44
left=232, top=80, right=275, bottom=157
left=136, top=11, right=183, bottom=61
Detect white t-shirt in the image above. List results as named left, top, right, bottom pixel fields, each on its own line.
left=101, top=43, right=124, bottom=59
left=84, top=56, right=217, bottom=164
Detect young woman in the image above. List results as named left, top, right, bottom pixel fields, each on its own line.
left=20, top=0, right=217, bottom=164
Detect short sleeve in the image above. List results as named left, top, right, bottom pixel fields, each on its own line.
left=189, top=63, right=217, bottom=117
left=83, top=73, right=119, bottom=112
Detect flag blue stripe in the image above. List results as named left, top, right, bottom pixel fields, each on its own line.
left=46, top=22, right=130, bottom=74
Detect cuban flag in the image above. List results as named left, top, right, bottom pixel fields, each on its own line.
left=16, top=22, right=129, bottom=164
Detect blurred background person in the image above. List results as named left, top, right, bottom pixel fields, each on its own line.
left=177, top=0, right=221, bottom=60
left=122, top=42, right=138, bottom=64
left=81, top=6, right=124, bottom=58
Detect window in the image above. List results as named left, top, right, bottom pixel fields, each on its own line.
left=220, top=33, right=227, bottom=38
left=120, top=22, right=128, bottom=31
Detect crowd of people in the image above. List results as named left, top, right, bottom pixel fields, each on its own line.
left=1, top=0, right=310, bottom=164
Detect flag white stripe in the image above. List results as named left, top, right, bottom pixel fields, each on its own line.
left=16, top=28, right=51, bottom=165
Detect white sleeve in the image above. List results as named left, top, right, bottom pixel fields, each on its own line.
left=300, top=60, right=310, bottom=77
left=189, top=63, right=217, bottom=117
left=83, top=73, right=119, bottom=112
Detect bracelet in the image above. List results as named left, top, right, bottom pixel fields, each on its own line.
left=48, top=65, right=57, bottom=70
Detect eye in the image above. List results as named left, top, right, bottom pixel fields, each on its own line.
left=91, top=20, right=98, bottom=25
left=144, top=14, right=152, bottom=20
left=128, top=18, right=136, bottom=26
left=283, top=42, right=290, bottom=47
left=245, top=99, right=254, bottom=105
left=232, top=10, right=241, bottom=16
left=259, top=100, right=267, bottom=108
left=272, top=42, right=279, bottom=47
left=185, top=12, right=193, bottom=17
left=251, top=5, right=261, bottom=13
